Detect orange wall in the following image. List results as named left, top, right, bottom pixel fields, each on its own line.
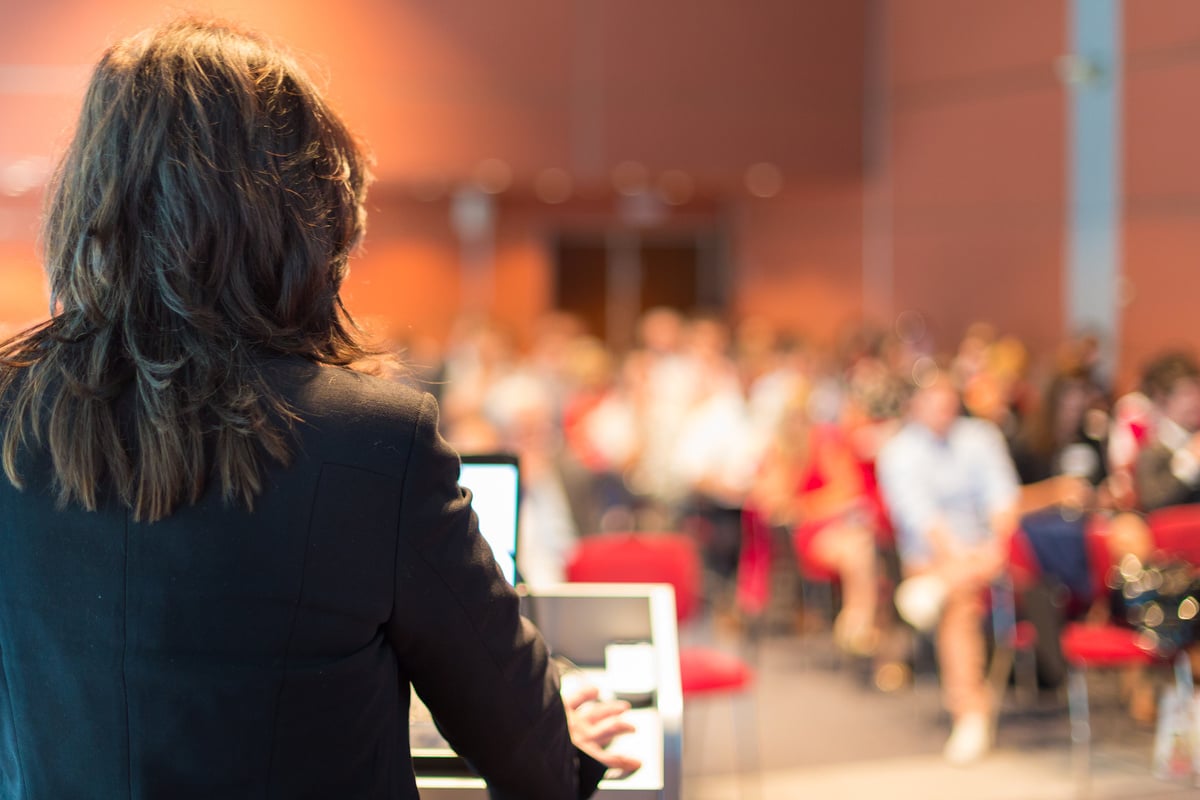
left=731, top=183, right=865, bottom=343
left=0, top=195, right=46, bottom=333
left=1121, top=1, right=1200, bottom=388
left=342, top=193, right=558, bottom=350
left=881, top=0, right=1067, bottom=359
left=9, top=1, right=1199, bottom=378
left=0, top=1, right=868, bottom=349
left=0, top=1, right=866, bottom=184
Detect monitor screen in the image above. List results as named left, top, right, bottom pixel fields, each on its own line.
left=458, top=454, right=520, bottom=585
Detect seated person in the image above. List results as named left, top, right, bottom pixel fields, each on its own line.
left=878, top=366, right=1021, bottom=765
left=1134, top=350, right=1200, bottom=512
left=976, top=364, right=1104, bottom=689
left=1071, top=352, right=1200, bottom=595
left=748, top=389, right=885, bottom=656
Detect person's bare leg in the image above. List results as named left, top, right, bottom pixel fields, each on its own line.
left=937, top=580, right=993, bottom=763
left=813, top=523, right=878, bottom=654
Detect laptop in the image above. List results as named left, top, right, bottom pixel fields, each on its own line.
left=410, top=453, right=521, bottom=776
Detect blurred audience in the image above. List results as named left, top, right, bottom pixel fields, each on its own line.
left=392, top=304, right=1200, bottom=745
left=747, top=388, right=883, bottom=655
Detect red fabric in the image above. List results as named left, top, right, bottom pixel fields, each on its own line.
left=1060, top=622, right=1158, bottom=668
left=1083, top=515, right=1115, bottom=602
left=1008, top=529, right=1041, bottom=593
left=565, top=532, right=703, bottom=623
left=790, top=425, right=870, bottom=582
left=736, top=506, right=773, bottom=616
left=560, top=391, right=609, bottom=471
left=792, top=519, right=841, bottom=582
left=796, top=424, right=842, bottom=494
left=1013, top=620, right=1038, bottom=651
left=736, top=424, right=890, bottom=614
left=855, top=457, right=895, bottom=547
left=678, top=647, right=754, bottom=695
left=1148, top=504, right=1200, bottom=566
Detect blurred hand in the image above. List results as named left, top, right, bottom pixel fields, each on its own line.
left=1188, top=431, right=1200, bottom=459
left=1103, top=472, right=1136, bottom=511
left=562, top=684, right=642, bottom=775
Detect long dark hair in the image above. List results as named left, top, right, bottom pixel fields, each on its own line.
left=0, top=17, right=374, bottom=522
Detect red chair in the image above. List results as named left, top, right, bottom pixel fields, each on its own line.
left=1058, top=514, right=1185, bottom=793
left=987, top=530, right=1041, bottom=705
left=565, top=532, right=756, bottom=782
left=1147, top=503, right=1200, bottom=565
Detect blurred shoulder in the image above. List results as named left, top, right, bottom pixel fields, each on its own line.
left=955, top=416, right=1006, bottom=443
left=879, top=421, right=923, bottom=455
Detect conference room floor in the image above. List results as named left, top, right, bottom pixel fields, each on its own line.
left=677, top=623, right=1199, bottom=800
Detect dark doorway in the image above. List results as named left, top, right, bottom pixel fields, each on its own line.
left=553, top=231, right=725, bottom=351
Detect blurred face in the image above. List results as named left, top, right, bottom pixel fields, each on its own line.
left=911, top=377, right=961, bottom=437
left=1055, top=380, right=1091, bottom=439
left=639, top=310, right=683, bottom=354
left=686, top=320, right=729, bottom=360
left=1163, top=377, right=1200, bottom=432
left=962, top=372, right=1008, bottom=424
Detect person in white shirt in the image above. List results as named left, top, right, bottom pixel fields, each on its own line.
left=877, top=368, right=1020, bottom=765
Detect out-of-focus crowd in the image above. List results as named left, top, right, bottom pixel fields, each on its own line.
left=389, top=310, right=1108, bottom=588
left=390, top=307, right=916, bottom=591
left=383, top=305, right=1200, bottom=759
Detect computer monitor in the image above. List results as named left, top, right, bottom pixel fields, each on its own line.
left=458, top=454, right=520, bottom=586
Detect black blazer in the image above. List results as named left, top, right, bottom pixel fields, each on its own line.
left=0, top=357, right=604, bottom=799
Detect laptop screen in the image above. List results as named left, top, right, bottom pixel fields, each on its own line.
left=458, top=454, right=520, bottom=586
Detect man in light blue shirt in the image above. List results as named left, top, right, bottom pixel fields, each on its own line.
left=878, top=368, right=1020, bottom=765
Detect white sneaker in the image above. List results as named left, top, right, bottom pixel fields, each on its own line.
left=943, top=712, right=991, bottom=765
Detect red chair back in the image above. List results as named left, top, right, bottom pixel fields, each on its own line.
left=1148, top=504, right=1200, bottom=566
left=1007, top=528, right=1041, bottom=593
left=1083, top=515, right=1115, bottom=603
left=564, top=532, right=702, bottom=623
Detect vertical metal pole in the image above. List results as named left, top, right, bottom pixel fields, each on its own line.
left=1066, top=667, right=1091, bottom=798
left=1065, top=0, right=1122, bottom=380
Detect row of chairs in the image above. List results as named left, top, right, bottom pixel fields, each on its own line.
left=1057, top=504, right=1200, bottom=792
left=562, top=503, right=1200, bottom=792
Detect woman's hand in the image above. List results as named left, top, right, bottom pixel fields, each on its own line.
left=562, top=684, right=643, bottom=775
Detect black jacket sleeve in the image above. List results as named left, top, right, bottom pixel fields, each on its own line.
left=386, top=393, right=605, bottom=799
